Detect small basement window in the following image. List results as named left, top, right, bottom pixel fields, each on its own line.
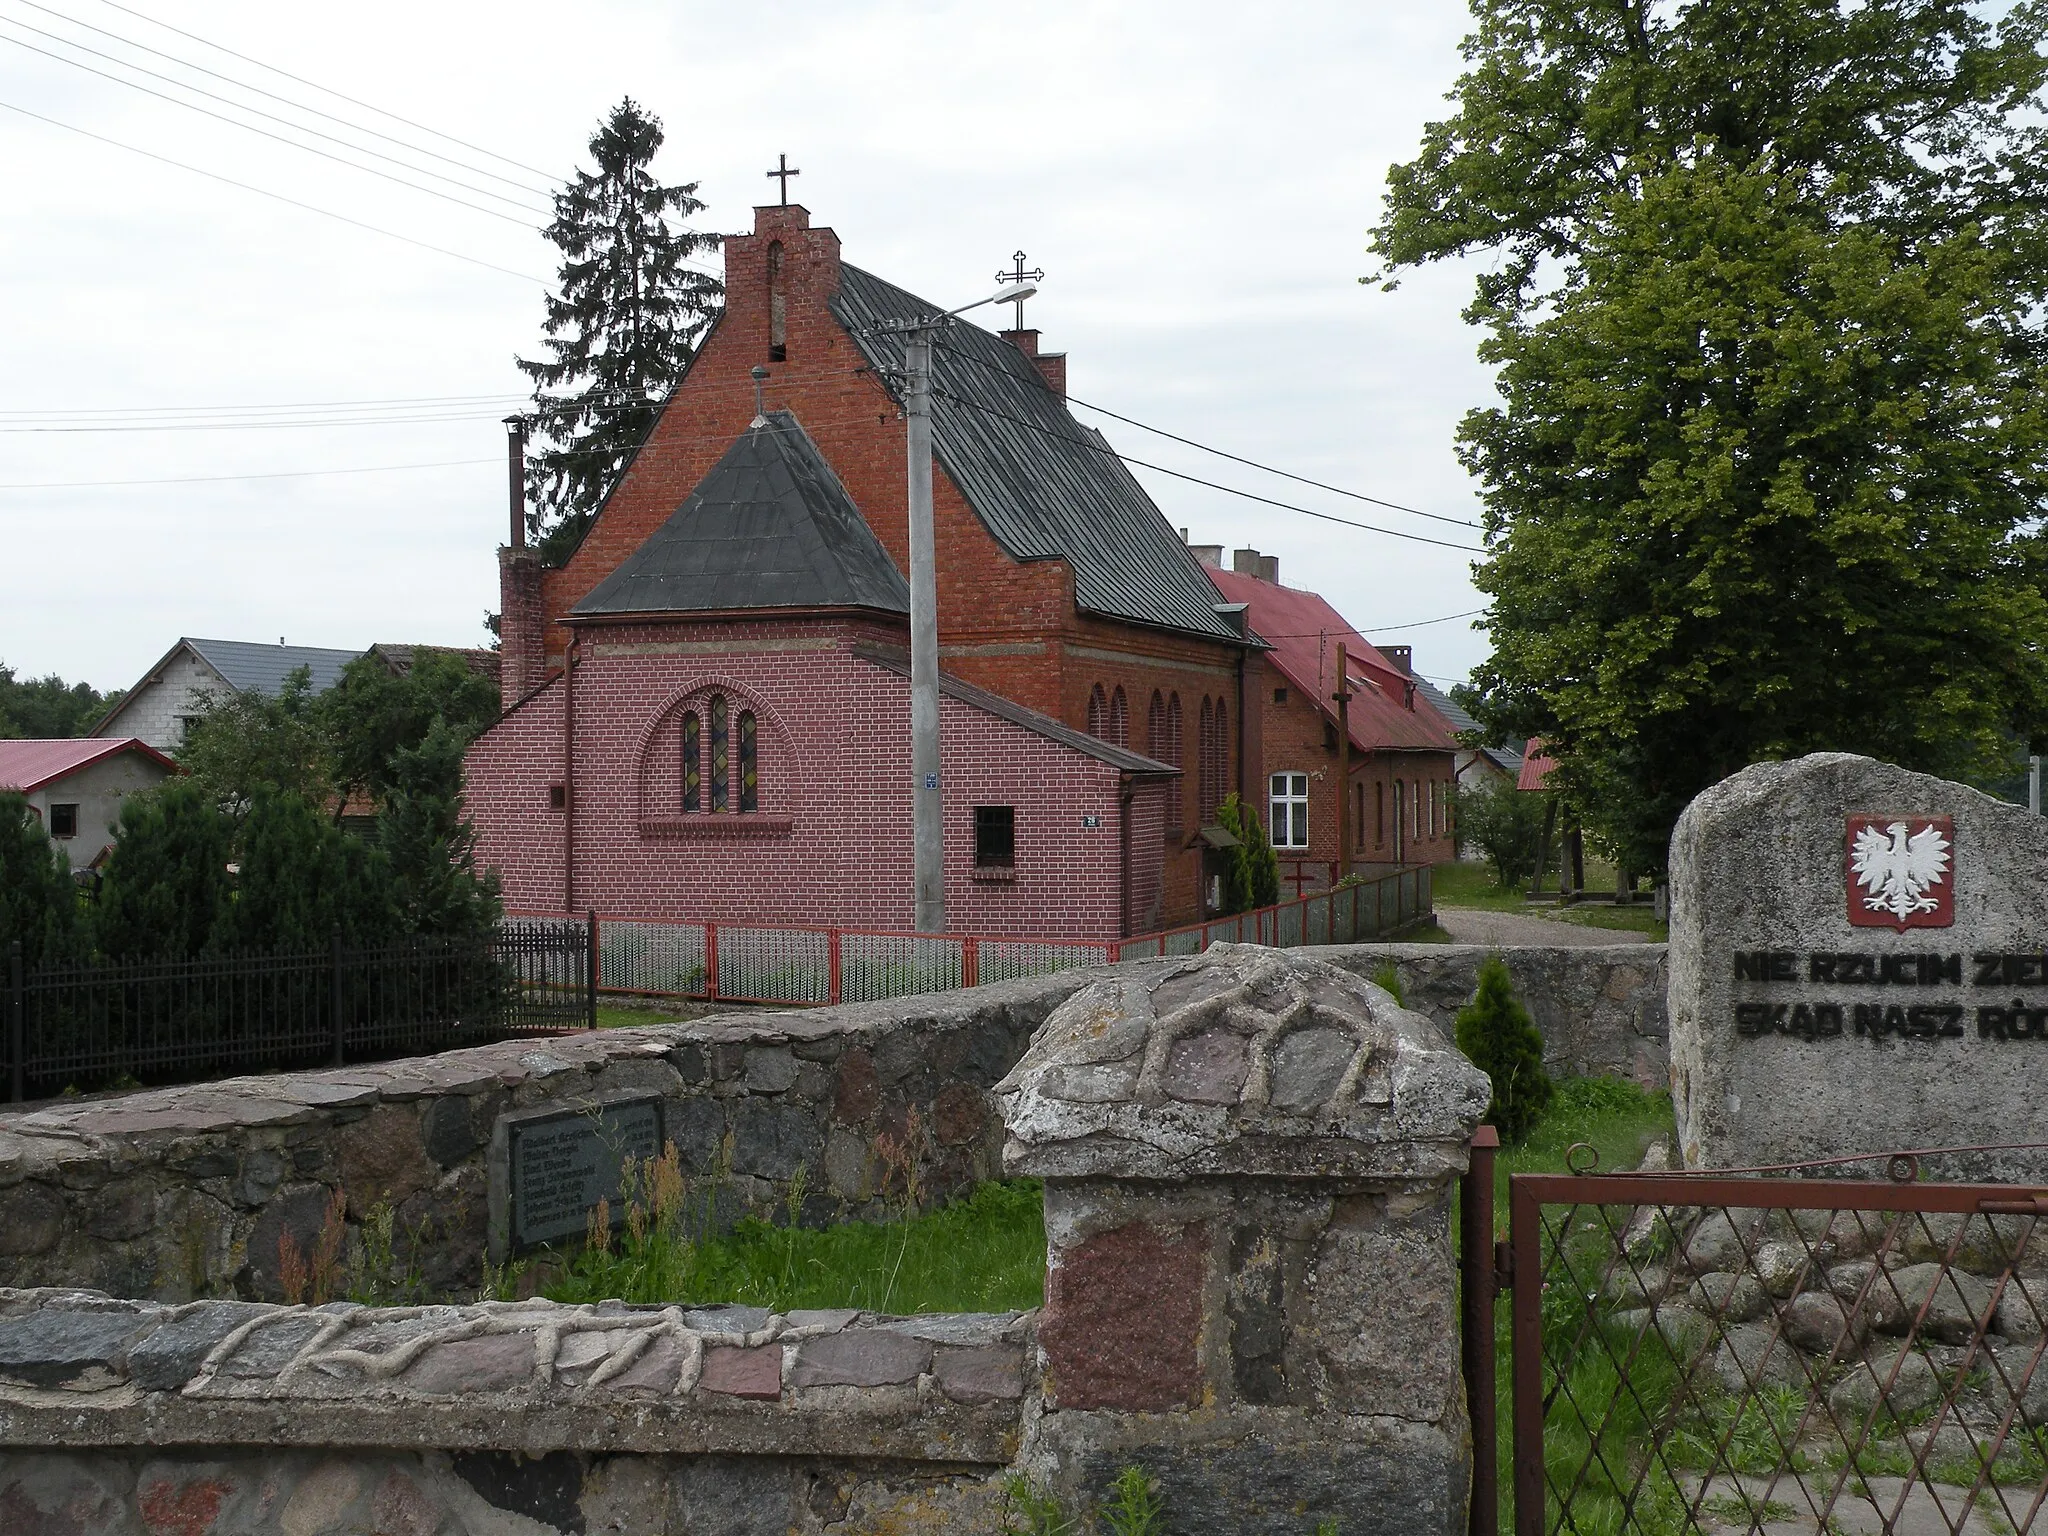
left=49, top=803, right=77, bottom=838
left=548, top=784, right=566, bottom=810
left=974, top=806, right=1016, bottom=868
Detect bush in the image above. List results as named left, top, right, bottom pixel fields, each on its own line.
left=94, top=780, right=235, bottom=960
left=0, top=793, right=81, bottom=968
left=1454, top=778, right=1548, bottom=887
left=1217, top=793, right=1280, bottom=914
left=1455, top=955, right=1553, bottom=1142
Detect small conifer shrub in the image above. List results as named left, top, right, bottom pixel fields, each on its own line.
left=1454, top=956, right=1553, bottom=1142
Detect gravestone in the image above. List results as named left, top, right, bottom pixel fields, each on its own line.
left=488, top=1096, right=664, bottom=1257
left=1669, top=752, right=2048, bottom=1180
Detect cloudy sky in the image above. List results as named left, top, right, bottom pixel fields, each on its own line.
left=0, top=0, right=1498, bottom=700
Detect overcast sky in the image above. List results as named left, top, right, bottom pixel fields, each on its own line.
left=0, top=0, right=1499, bottom=701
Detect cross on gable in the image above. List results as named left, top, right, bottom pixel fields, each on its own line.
left=995, top=249, right=1045, bottom=331
left=766, top=154, right=801, bottom=207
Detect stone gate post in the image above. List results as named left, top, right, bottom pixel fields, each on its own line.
left=996, top=943, right=1491, bottom=1535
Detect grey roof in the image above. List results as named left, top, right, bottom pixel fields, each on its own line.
left=574, top=412, right=910, bottom=618
left=184, top=638, right=362, bottom=696
left=854, top=645, right=1179, bottom=776
left=1411, top=675, right=1523, bottom=775
left=831, top=266, right=1241, bottom=643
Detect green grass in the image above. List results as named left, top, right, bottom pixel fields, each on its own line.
left=1490, top=1074, right=1676, bottom=1226
left=1434, top=861, right=1669, bottom=939
left=535, top=1178, right=1047, bottom=1314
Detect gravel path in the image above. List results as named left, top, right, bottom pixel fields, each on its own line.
left=1432, top=906, right=1654, bottom=947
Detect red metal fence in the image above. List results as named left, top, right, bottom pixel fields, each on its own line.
left=507, top=863, right=1432, bottom=1008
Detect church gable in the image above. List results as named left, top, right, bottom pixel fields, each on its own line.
left=574, top=412, right=908, bottom=618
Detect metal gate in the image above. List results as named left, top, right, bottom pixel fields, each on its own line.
left=1465, top=1140, right=2048, bottom=1535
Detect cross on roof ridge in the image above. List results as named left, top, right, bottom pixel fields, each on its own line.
left=766, top=154, right=800, bottom=206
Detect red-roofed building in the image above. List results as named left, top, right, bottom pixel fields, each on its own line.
left=1518, top=739, right=1558, bottom=792
left=1206, top=551, right=1460, bottom=895
left=0, top=738, right=177, bottom=870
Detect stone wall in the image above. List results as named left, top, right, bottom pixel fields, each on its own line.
left=0, top=943, right=1667, bottom=1307
left=1318, top=941, right=1670, bottom=1086
left=0, top=944, right=1490, bottom=1536
left=0, top=972, right=1091, bottom=1305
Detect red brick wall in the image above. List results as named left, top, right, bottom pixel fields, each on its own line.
left=494, top=204, right=1252, bottom=929
left=1248, top=656, right=1456, bottom=896
left=467, top=615, right=1162, bottom=941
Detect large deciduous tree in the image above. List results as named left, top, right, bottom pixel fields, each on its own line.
left=1373, top=0, right=2048, bottom=872
left=518, top=98, right=722, bottom=563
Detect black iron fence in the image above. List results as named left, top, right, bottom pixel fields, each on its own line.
left=2, top=918, right=594, bottom=1102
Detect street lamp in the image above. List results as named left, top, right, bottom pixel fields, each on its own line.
left=893, top=284, right=1038, bottom=933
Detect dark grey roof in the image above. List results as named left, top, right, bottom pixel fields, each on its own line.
left=573, top=412, right=910, bottom=618
left=854, top=645, right=1179, bottom=776
left=831, top=266, right=1241, bottom=643
left=1412, top=675, right=1523, bottom=775
left=185, top=638, right=361, bottom=696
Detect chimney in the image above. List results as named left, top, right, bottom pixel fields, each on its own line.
left=1003, top=329, right=1067, bottom=399
left=1258, top=554, right=1279, bottom=584
left=1189, top=543, right=1224, bottom=569
left=1232, top=547, right=1269, bottom=578
left=1381, top=645, right=1413, bottom=676
left=498, top=548, right=547, bottom=708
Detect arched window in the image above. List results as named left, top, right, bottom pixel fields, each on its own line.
left=1376, top=781, right=1385, bottom=847
left=1109, top=686, right=1129, bottom=748
left=738, top=712, right=758, bottom=812
left=710, top=695, right=730, bottom=812
left=1198, top=696, right=1217, bottom=823
left=1214, top=698, right=1228, bottom=806
left=767, top=242, right=787, bottom=362
left=1147, top=690, right=1166, bottom=757
left=1167, top=693, right=1182, bottom=767
left=681, top=711, right=701, bottom=812
left=1087, top=683, right=1109, bottom=740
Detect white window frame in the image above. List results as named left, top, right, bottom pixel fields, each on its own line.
left=1269, top=771, right=1310, bottom=849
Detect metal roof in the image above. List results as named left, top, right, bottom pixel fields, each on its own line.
left=573, top=412, right=911, bottom=618
left=183, top=638, right=362, bottom=696
left=1207, top=570, right=1460, bottom=756
left=831, top=266, right=1242, bottom=643
left=0, top=737, right=177, bottom=793
left=854, top=645, right=1179, bottom=776
left=1409, top=675, right=1524, bottom=776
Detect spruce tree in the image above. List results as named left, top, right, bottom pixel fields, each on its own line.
left=212, top=790, right=397, bottom=952
left=518, top=98, right=722, bottom=563
left=0, top=793, right=81, bottom=969
left=94, top=781, right=235, bottom=959
left=1455, top=956, right=1554, bottom=1143
left=379, top=720, right=500, bottom=941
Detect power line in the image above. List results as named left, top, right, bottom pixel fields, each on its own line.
left=93, top=0, right=561, bottom=182
left=932, top=386, right=1485, bottom=554
left=0, top=96, right=544, bottom=283
left=1363, top=608, right=1487, bottom=632
left=0, top=455, right=496, bottom=488
left=934, top=339, right=1482, bottom=532
left=12, top=0, right=553, bottom=197
left=0, top=24, right=546, bottom=224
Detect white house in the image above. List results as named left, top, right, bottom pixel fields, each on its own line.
left=0, top=739, right=177, bottom=870
left=92, top=638, right=363, bottom=751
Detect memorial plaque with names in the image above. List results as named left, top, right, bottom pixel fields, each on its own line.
left=1668, top=752, right=2048, bottom=1182
left=508, top=1097, right=663, bottom=1251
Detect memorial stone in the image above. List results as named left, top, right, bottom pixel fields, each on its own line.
left=1669, top=752, right=2048, bottom=1179
left=493, top=1096, right=664, bottom=1255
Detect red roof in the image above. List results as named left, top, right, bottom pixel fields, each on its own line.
left=1517, top=737, right=1557, bottom=791
left=1208, top=570, right=1459, bottom=755
left=0, top=737, right=178, bottom=794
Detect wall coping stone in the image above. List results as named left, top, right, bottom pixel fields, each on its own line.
left=0, top=1288, right=1030, bottom=1462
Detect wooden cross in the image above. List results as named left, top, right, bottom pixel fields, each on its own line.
left=994, top=249, right=1044, bottom=330
left=766, top=154, right=801, bottom=206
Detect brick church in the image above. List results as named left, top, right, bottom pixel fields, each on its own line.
left=466, top=199, right=1457, bottom=940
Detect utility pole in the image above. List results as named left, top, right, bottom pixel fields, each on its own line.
left=904, top=327, right=945, bottom=933
left=1334, top=641, right=1352, bottom=884
left=872, top=279, right=1038, bottom=935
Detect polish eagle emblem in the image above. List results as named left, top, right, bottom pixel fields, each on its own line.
left=1845, top=815, right=1954, bottom=930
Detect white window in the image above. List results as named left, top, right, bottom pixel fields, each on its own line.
left=1269, top=772, right=1309, bottom=849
